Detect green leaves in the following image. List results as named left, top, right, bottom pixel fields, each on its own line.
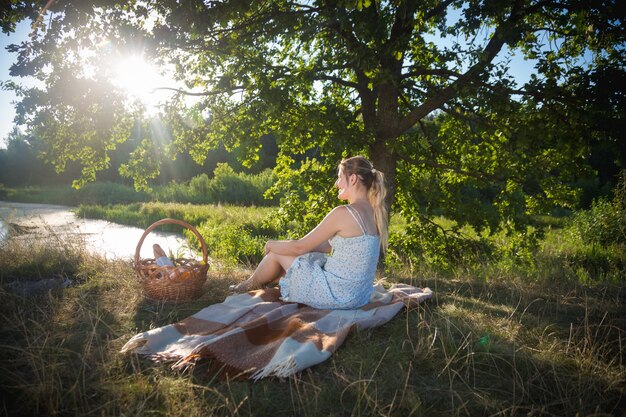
left=2, top=0, right=623, bottom=266
left=119, top=138, right=162, bottom=192
left=569, top=172, right=626, bottom=246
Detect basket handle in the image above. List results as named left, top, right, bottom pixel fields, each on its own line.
left=134, top=218, right=208, bottom=266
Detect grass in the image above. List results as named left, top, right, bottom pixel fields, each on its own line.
left=0, top=218, right=624, bottom=416
left=78, top=201, right=626, bottom=277
left=75, top=203, right=281, bottom=266
left=75, top=202, right=276, bottom=232
left=0, top=182, right=151, bottom=206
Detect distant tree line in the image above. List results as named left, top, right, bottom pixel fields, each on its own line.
left=0, top=126, right=279, bottom=188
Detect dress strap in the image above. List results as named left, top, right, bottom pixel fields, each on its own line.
left=344, top=205, right=368, bottom=235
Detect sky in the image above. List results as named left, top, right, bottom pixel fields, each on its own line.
left=0, top=20, right=32, bottom=146
left=0, top=15, right=541, bottom=148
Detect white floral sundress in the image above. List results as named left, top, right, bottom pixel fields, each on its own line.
left=279, top=205, right=380, bottom=309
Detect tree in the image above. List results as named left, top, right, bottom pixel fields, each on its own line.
left=0, top=126, right=75, bottom=186
left=3, top=0, right=624, bottom=243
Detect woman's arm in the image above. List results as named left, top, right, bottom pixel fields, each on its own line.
left=264, top=207, right=345, bottom=256
left=312, top=240, right=332, bottom=253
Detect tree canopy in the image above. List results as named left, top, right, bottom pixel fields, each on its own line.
left=2, top=0, right=625, bottom=258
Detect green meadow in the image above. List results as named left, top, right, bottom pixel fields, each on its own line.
left=1, top=201, right=624, bottom=416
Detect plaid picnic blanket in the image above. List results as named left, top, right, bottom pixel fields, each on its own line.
left=121, top=283, right=433, bottom=380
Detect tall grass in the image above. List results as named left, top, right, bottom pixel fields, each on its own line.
left=0, top=232, right=624, bottom=416
left=1, top=182, right=150, bottom=206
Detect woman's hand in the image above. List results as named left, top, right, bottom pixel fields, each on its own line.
left=263, top=207, right=345, bottom=257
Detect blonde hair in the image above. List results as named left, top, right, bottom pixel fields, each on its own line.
left=339, top=156, right=388, bottom=252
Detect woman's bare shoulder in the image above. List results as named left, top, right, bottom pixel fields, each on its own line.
left=328, top=205, right=350, bottom=217
left=321, top=205, right=351, bottom=226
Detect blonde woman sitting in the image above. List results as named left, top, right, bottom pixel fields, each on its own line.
left=231, top=156, right=388, bottom=310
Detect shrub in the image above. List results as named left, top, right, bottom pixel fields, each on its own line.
left=387, top=216, right=495, bottom=272
left=153, top=182, right=193, bottom=203
left=3, top=185, right=79, bottom=205
left=189, top=173, right=211, bottom=201
left=153, top=164, right=277, bottom=206
left=196, top=223, right=266, bottom=266
left=208, top=163, right=276, bottom=206
left=77, top=182, right=149, bottom=205
left=569, top=172, right=626, bottom=246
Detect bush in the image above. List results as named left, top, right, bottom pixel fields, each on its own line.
left=153, top=181, right=193, bottom=203
left=77, top=182, right=149, bottom=205
left=569, top=172, right=626, bottom=246
left=387, top=218, right=494, bottom=272
left=207, top=163, right=276, bottom=206
left=2, top=183, right=149, bottom=206
left=3, top=185, right=79, bottom=205
left=197, top=223, right=266, bottom=266
left=569, top=199, right=626, bottom=246
left=4, top=163, right=276, bottom=207
left=153, top=164, right=277, bottom=206
left=189, top=173, right=211, bottom=200
left=194, top=206, right=281, bottom=265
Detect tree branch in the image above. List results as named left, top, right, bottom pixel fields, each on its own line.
left=440, top=103, right=495, bottom=130
left=151, top=86, right=243, bottom=96
left=396, top=151, right=505, bottom=183
left=394, top=0, right=526, bottom=136
left=424, top=0, right=457, bottom=21
left=358, top=78, right=378, bottom=131
left=523, top=0, right=578, bottom=15
left=313, top=74, right=359, bottom=89
left=323, top=1, right=368, bottom=56
left=532, top=26, right=573, bottom=38
left=388, top=0, right=419, bottom=53
left=402, top=67, right=462, bottom=79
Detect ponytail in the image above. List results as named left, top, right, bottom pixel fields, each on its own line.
left=368, top=169, right=388, bottom=253
left=339, top=156, right=389, bottom=253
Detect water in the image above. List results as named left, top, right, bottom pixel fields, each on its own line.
left=0, top=201, right=196, bottom=260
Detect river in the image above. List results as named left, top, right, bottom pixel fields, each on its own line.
left=0, top=201, right=194, bottom=260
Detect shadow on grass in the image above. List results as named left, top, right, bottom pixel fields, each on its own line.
left=117, top=268, right=626, bottom=417
left=130, top=270, right=242, bottom=330
left=0, top=279, right=123, bottom=416
left=1, top=252, right=624, bottom=416
left=393, top=275, right=626, bottom=416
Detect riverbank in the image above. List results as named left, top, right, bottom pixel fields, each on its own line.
left=0, top=201, right=192, bottom=259
left=76, top=202, right=281, bottom=265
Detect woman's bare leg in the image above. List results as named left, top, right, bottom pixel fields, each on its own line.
left=233, top=252, right=296, bottom=291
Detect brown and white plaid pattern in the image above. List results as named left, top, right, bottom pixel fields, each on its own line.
left=121, top=283, right=433, bottom=379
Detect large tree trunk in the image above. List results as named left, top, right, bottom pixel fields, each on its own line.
left=369, top=138, right=396, bottom=215
left=370, top=71, right=399, bottom=215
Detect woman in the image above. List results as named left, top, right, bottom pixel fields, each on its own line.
left=231, top=156, right=388, bottom=309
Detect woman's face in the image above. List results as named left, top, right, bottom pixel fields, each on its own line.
left=335, top=167, right=353, bottom=200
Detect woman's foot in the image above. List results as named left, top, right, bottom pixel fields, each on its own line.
left=228, top=283, right=244, bottom=293
left=229, top=279, right=256, bottom=293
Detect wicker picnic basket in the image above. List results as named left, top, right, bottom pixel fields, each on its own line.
left=133, top=218, right=209, bottom=303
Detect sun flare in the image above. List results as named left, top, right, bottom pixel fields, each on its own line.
left=112, top=55, right=172, bottom=112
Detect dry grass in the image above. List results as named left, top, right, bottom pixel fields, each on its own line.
left=0, top=234, right=625, bottom=417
